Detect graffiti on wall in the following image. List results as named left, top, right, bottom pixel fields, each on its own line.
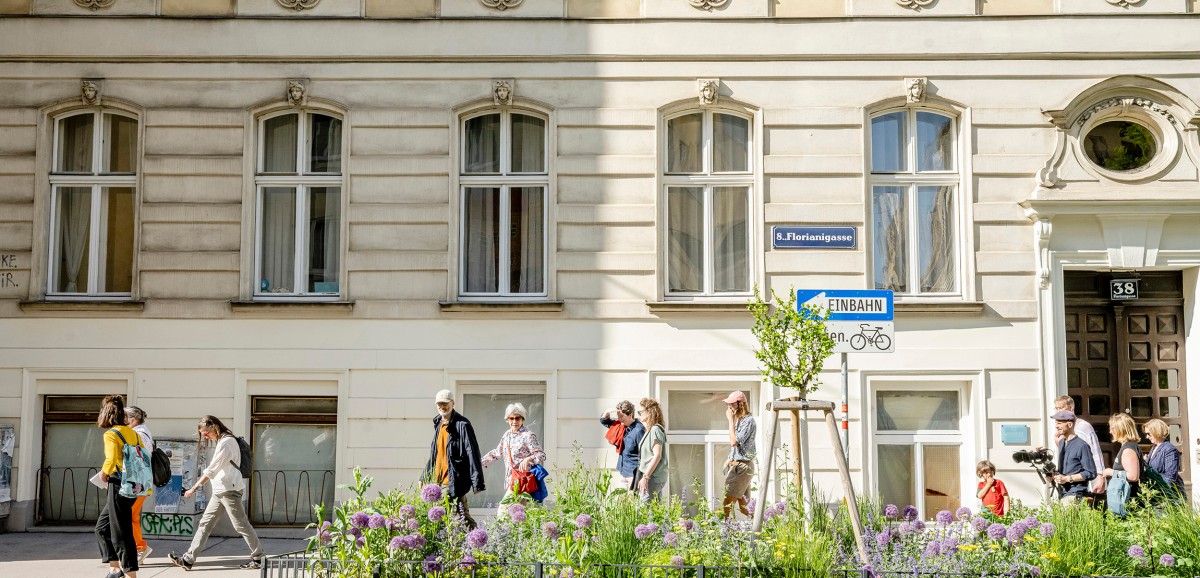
left=140, top=512, right=195, bottom=536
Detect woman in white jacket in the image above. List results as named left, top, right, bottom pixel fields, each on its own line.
left=124, top=406, right=155, bottom=565
left=168, top=415, right=263, bottom=571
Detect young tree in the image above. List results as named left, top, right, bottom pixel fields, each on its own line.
left=747, top=287, right=835, bottom=399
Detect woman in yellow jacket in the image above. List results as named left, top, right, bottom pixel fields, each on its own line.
left=96, top=395, right=140, bottom=578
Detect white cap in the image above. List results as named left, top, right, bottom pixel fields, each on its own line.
left=435, top=389, right=454, bottom=403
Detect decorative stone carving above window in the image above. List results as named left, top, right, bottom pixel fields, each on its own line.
left=688, top=0, right=731, bottom=9
left=493, top=79, right=514, bottom=106
left=73, top=0, right=115, bottom=9
left=481, top=0, right=524, bottom=9
left=1104, top=0, right=1144, bottom=7
left=81, top=79, right=101, bottom=105
left=277, top=0, right=320, bottom=10
left=895, top=0, right=936, bottom=9
left=1074, top=96, right=1177, bottom=128
left=286, top=79, right=308, bottom=106
left=905, top=78, right=926, bottom=103
left=698, top=79, right=719, bottom=105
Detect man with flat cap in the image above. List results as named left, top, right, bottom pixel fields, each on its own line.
left=422, top=389, right=485, bottom=529
left=1051, top=409, right=1097, bottom=503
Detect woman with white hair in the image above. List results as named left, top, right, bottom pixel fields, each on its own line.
left=481, top=402, right=546, bottom=507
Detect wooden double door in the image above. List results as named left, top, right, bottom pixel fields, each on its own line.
left=1063, top=272, right=1190, bottom=486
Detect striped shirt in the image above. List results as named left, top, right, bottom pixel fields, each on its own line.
left=728, top=415, right=757, bottom=462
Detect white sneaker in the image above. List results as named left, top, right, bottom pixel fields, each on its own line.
left=138, top=545, right=153, bottom=565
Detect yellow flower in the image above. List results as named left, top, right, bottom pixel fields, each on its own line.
left=1086, top=562, right=1095, bottom=567
left=1041, top=552, right=1060, bottom=561
left=989, top=543, right=1000, bottom=550
left=1071, top=568, right=1081, bottom=573
left=957, top=544, right=979, bottom=552
left=1025, top=536, right=1036, bottom=542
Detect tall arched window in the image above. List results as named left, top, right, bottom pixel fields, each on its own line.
left=48, top=109, right=138, bottom=297
left=663, top=109, right=753, bottom=296
left=458, top=109, right=548, bottom=297
left=869, top=108, right=959, bottom=295
left=254, top=110, right=343, bottom=298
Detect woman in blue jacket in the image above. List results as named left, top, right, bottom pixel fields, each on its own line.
left=1143, top=418, right=1185, bottom=497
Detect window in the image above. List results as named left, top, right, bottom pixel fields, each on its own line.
left=459, top=110, right=548, bottom=298
left=663, top=110, right=752, bottom=296
left=39, top=395, right=107, bottom=523
left=249, top=396, right=337, bottom=526
left=869, top=109, right=958, bottom=296
left=874, top=389, right=963, bottom=519
left=460, top=387, right=545, bottom=509
left=255, top=111, right=343, bottom=298
left=664, top=383, right=756, bottom=514
left=48, top=110, right=137, bottom=297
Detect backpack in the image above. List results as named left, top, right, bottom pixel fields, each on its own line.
left=232, top=436, right=253, bottom=478
left=150, top=447, right=172, bottom=488
left=109, top=429, right=153, bottom=498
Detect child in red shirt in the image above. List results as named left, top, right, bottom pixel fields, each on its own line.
left=976, top=460, right=1009, bottom=517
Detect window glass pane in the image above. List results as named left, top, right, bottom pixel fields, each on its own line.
left=103, top=114, right=137, bottom=174
left=916, top=185, right=955, bottom=293
left=713, top=186, right=749, bottom=293
left=57, top=114, right=94, bottom=173
left=667, top=187, right=704, bottom=293
left=259, top=187, right=296, bottom=293
left=871, top=112, right=906, bottom=173
left=872, top=186, right=907, bottom=292
left=250, top=423, right=336, bottom=526
left=713, top=114, right=749, bottom=173
left=463, top=187, right=500, bottom=293
left=923, top=445, right=960, bottom=516
left=308, top=114, right=342, bottom=174
left=45, top=395, right=105, bottom=414
left=669, top=444, right=706, bottom=516
left=509, top=187, right=545, bottom=294
left=307, top=187, right=340, bottom=294
left=462, top=392, right=544, bottom=511
left=40, top=423, right=107, bottom=523
left=511, top=114, right=546, bottom=173
left=54, top=187, right=92, bottom=293
left=877, top=444, right=914, bottom=512
left=667, top=390, right=750, bottom=431
left=916, top=112, right=953, bottom=172
left=877, top=391, right=959, bottom=431
left=667, top=113, right=703, bottom=173
left=253, top=397, right=338, bottom=416
left=263, top=115, right=299, bottom=174
left=464, top=114, right=501, bottom=174
left=103, top=187, right=134, bottom=293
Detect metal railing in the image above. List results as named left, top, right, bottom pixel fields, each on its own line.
left=36, top=465, right=106, bottom=524
left=251, top=469, right=336, bottom=526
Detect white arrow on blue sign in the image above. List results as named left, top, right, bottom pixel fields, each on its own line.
left=795, top=289, right=894, bottom=321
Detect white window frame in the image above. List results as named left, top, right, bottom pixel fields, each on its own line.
left=46, top=109, right=138, bottom=299
left=457, top=109, right=550, bottom=300
left=661, top=108, right=755, bottom=299
left=253, top=109, right=344, bottom=301
left=867, top=107, right=962, bottom=298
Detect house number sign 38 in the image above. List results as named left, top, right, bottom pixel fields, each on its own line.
left=1110, top=278, right=1140, bottom=301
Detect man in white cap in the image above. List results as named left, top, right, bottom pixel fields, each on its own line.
left=422, top=389, right=485, bottom=529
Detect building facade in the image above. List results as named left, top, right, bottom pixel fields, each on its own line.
left=0, top=0, right=1197, bottom=532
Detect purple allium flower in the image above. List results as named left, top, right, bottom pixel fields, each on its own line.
left=573, top=529, right=586, bottom=541
left=913, top=520, right=926, bottom=532
left=563, top=568, right=575, bottom=578
left=351, top=511, right=370, bottom=528
left=575, top=514, right=593, bottom=529
left=671, top=556, right=686, bottom=567
left=663, top=531, right=678, bottom=546
left=1029, top=566, right=1041, bottom=577
left=346, top=526, right=362, bottom=538
left=935, top=510, right=953, bottom=525
left=774, top=501, right=788, bottom=515
left=898, top=522, right=914, bottom=536
left=409, top=533, right=426, bottom=549
left=634, top=525, right=652, bottom=539
left=883, top=504, right=900, bottom=520
left=747, top=499, right=756, bottom=516
left=1007, top=524, right=1026, bottom=544
left=647, top=522, right=659, bottom=533
left=406, top=518, right=421, bottom=531
left=385, top=517, right=400, bottom=532
left=319, top=531, right=331, bottom=543
left=466, top=529, right=488, bottom=549
left=1159, top=554, right=1175, bottom=567
left=924, top=540, right=940, bottom=556
left=972, top=517, right=989, bottom=532
left=423, top=555, right=442, bottom=573
left=876, top=532, right=891, bottom=547
left=987, top=523, right=1007, bottom=540
left=460, top=555, right=476, bottom=569
left=542, top=521, right=560, bottom=540
left=368, top=513, right=386, bottom=529
left=428, top=506, right=446, bottom=522
left=1128, top=545, right=1145, bottom=559
left=399, top=504, right=416, bottom=518
left=941, top=538, right=959, bottom=555
left=355, top=535, right=366, bottom=548
left=508, top=504, right=527, bottom=523
left=763, top=508, right=777, bottom=521
left=955, top=507, right=971, bottom=520
left=388, top=536, right=405, bottom=551
left=420, top=484, right=442, bottom=503
left=1038, top=522, right=1055, bottom=538
left=901, top=505, right=918, bottom=521
left=321, top=520, right=333, bottom=529
left=681, top=519, right=695, bottom=531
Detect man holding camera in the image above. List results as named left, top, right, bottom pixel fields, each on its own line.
left=1052, top=395, right=1105, bottom=494
left=1051, top=409, right=1097, bottom=503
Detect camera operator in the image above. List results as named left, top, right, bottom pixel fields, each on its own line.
left=1051, top=409, right=1097, bottom=503
left=1052, top=396, right=1105, bottom=495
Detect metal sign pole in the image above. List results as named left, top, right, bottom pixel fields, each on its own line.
left=840, top=352, right=849, bottom=460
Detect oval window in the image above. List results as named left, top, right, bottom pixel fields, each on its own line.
left=1083, top=120, right=1157, bottom=172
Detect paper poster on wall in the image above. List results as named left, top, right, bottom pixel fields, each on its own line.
left=0, top=424, right=14, bottom=503
left=153, top=438, right=203, bottom=514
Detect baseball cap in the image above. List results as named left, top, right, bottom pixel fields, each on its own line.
left=1051, top=409, right=1076, bottom=422
left=723, top=391, right=747, bottom=404
left=435, top=389, right=454, bottom=404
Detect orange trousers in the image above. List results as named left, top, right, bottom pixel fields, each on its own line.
left=131, top=496, right=147, bottom=551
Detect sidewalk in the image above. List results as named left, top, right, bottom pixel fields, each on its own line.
left=0, top=532, right=309, bottom=578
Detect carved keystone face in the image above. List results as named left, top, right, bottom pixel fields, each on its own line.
left=1083, top=120, right=1157, bottom=172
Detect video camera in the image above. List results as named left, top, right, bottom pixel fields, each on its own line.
left=1012, top=448, right=1057, bottom=488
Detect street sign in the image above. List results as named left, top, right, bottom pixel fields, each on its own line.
left=1110, top=278, right=1139, bottom=301
left=772, top=226, right=857, bottom=249
left=796, top=289, right=895, bottom=353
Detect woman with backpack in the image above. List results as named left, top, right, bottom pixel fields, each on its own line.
left=1103, top=412, right=1143, bottom=517
left=124, top=406, right=155, bottom=566
left=95, top=394, right=140, bottom=578
left=168, top=416, right=263, bottom=571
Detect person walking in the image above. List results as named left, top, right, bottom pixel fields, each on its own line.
left=721, top=391, right=755, bottom=518
left=481, top=403, right=546, bottom=509
left=124, top=406, right=155, bottom=565
left=168, top=416, right=263, bottom=571
left=600, top=400, right=645, bottom=493
left=1143, top=418, right=1185, bottom=497
left=1051, top=409, right=1097, bottom=504
left=1052, top=395, right=1105, bottom=495
left=635, top=397, right=668, bottom=503
left=421, top=389, right=485, bottom=530
left=95, top=394, right=140, bottom=578
left=1103, top=412, right=1143, bottom=516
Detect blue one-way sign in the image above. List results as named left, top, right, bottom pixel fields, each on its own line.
left=794, top=289, right=894, bottom=321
